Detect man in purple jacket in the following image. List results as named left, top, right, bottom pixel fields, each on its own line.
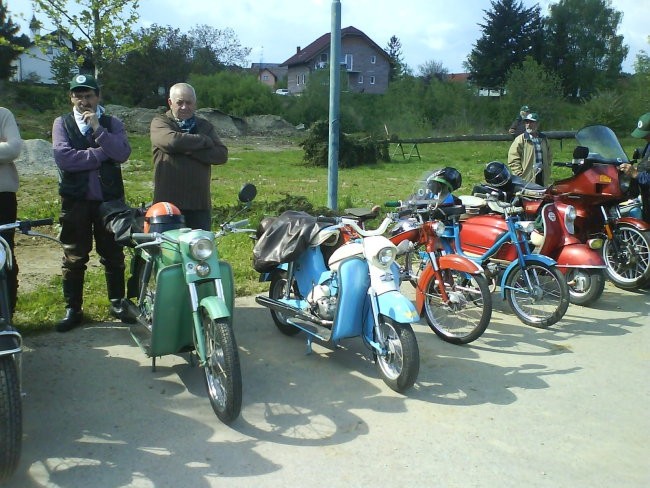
left=52, top=74, right=133, bottom=332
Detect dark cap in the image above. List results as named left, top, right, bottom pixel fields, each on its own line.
left=70, top=74, right=99, bottom=91
left=631, top=112, right=650, bottom=138
left=524, top=112, right=539, bottom=122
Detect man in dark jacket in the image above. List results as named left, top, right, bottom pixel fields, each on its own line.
left=620, top=112, right=650, bottom=222
left=150, top=83, right=228, bottom=231
left=52, top=74, right=133, bottom=332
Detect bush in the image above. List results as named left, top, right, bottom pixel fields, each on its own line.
left=300, top=120, right=389, bottom=168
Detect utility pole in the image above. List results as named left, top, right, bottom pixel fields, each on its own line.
left=327, top=0, right=341, bottom=210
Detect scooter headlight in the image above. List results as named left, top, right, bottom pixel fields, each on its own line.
left=375, top=246, right=397, bottom=268
left=189, top=237, right=214, bottom=261
left=563, top=205, right=576, bottom=234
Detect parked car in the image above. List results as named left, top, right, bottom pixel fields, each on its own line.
left=275, top=89, right=290, bottom=96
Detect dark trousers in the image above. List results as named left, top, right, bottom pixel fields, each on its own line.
left=59, top=199, right=125, bottom=307
left=179, top=208, right=212, bottom=231
left=0, top=192, right=18, bottom=313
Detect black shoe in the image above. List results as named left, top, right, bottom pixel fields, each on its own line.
left=109, top=299, right=136, bottom=324
left=56, top=308, right=83, bottom=332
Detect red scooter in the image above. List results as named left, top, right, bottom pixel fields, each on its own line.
left=549, top=125, right=650, bottom=290
left=470, top=161, right=607, bottom=306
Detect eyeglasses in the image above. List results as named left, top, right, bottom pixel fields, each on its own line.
left=71, top=93, right=97, bottom=101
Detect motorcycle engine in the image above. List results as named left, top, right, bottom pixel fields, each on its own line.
left=307, top=282, right=337, bottom=320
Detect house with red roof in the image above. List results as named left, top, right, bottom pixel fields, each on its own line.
left=280, top=26, right=390, bottom=95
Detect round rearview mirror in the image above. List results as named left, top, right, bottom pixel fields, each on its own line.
left=239, top=183, right=257, bottom=203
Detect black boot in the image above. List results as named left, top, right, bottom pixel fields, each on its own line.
left=56, top=308, right=83, bottom=332
left=106, top=270, right=136, bottom=323
left=56, top=272, right=84, bottom=332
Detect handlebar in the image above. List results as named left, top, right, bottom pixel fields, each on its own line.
left=340, top=216, right=392, bottom=237
left=0, top=218, right=54, bottom=233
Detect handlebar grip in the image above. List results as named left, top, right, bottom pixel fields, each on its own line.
left=229, top=219, right=249, bottom=229
left=30, top=218, right=54, bottom=227
left=553, top=162, right=571, bottom=167
left=131, top=232, right=155, bottom=241
left=397, top=209, right=413, bottom=219
left=317, top=216, right=338, bottom=224
left=384, top=201, right=401, bottom=208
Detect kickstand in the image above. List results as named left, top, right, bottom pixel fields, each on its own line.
left=305, top=336, right=313, bottom=355
left=151, top=356, right=156, bottom=372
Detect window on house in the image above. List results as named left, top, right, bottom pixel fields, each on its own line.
left=343, top=54, right=353, bottom=70
left=369, top=76, right=375, bottom=84
left=358, top=75, right=364, bottom=84
left=320, top=53, right=328, bottom=62
left=370, top=55, right=376, bottom=64
left=262, top=74, right=269, bottom=81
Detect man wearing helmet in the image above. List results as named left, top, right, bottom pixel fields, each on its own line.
left=52, top=74, right=133, bottom=332
left=507, top=112, right=552, bottom=186
left=150, top=83, right=228, bottom=231
left=620, top=112, right=650, bottom=222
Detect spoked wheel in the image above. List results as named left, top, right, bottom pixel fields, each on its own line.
left=269, top=270, right=300, bottom=336
left=0, top=356, right=21, bottom=483
left=136, top=258, right=157, bottom=327
left=422, top=269, right=492, bottom=344
left=564, top=268, right=606, bottom=306
left=200, top=309, right=242, bottom=424
left=603, top=226, right=650, bottom=290
left=402, top=247, right=428, bottom=287
left=505, top=262, right=569, bottom=328
left=374, top=318, right=419, bottom=393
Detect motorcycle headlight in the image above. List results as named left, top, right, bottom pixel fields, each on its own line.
left=563, top=205, right=576, bottom=234
left=189, top=237, right=214, bottom=261
left=375, top=246, right=397, bottom=268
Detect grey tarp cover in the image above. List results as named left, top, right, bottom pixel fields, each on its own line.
left=252, top=210, right=324, bottom=273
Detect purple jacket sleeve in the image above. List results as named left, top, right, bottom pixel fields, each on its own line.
left=52, top=116, right=131, bottom=172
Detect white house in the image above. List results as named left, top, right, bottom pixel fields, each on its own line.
left=10, top=16, right=72, bottom=84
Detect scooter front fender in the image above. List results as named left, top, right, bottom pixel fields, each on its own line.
left=500, top=254, right=557, bottom=299
left=199, top=296, right=232, bottom=324
left=377, top=290, right=419, bottom=324
left=616, top=218, right=650, bottom=232
left=553, top=243, right=606, bottom=270
left=415, top=258, right=483, bottom=313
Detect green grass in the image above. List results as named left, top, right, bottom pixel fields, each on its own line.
left=12, top=133, right=641, bottom=333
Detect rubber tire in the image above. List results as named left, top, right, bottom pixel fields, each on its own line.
left=505, top=262, right=569, bottom=328
left=0, top=356, right=21, bottom=483
left=269, top=270, right=300, bottom=336
left=422, top=269, right=492, bottom=344
left=200, top=310, right=242, bottom=424
left=602, top=226, right=650, bottom=290
left=402, top=247, right=427, bottom=288
left=374, top=319, right=420, bottom=393
left=565, top=268, right=606, bottom=306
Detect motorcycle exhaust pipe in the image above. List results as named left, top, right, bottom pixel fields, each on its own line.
left=255, top=295, right=331, bottom=327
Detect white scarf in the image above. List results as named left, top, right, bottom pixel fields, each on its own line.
left=73, top=105, right=105, bottom=135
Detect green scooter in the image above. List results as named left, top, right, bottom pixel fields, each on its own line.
left=124, top=183, right=257, bottom=424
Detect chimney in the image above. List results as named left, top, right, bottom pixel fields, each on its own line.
left=296, top=46, right=301, bottom=53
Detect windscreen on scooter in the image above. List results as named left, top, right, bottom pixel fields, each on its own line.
left=408, top=169, right=459, bottom=207
left=575, top=125, right=629, bottom=164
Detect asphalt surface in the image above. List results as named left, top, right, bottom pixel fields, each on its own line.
left=3, top=283, right=649, bottom=488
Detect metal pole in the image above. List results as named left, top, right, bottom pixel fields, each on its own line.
left=328, top=0, right=341, bottom=210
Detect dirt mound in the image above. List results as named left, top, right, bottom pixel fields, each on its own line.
left=15, top=139, right=57, bottom=177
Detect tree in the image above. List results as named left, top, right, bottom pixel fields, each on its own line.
left=465, top=0, right=544, bottom=93
left=385, top=35, right=406, bottom=82
left=188, top=24, right=251, bottom=74
left=102, top=25, right=193, bottom=107
left=544, top=0, right=628, bottom=98
left=31, top=0, right=140, bottom=82
left=418, top=59, right=449, bottom=84
left=0, top=0, right=30, bottom=80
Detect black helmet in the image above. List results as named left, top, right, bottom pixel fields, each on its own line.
left=484, top=161, right=511, bottom=187
left=427, top=167, right=462, bottom=193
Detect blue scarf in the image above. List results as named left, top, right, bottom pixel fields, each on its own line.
left=177, top=116, right=197, bottom=133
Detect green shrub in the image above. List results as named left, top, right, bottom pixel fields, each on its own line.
left=300, top=120, right=390, bottom=168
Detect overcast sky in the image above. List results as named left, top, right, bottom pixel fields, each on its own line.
left=6, top=0, right=647, bottom=74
